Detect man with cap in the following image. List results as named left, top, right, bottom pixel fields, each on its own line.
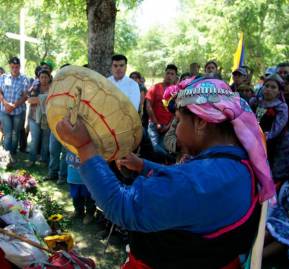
left=0, top=57, right=30, bottom=160
left=230, top=67, right=248, bottom=92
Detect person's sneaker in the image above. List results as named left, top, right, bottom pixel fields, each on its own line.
left=56, top=177, right=66, bottom=185
left=83, top=214, right=94, bottom=225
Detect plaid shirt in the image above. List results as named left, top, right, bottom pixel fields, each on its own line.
left=0, top=73, right=30, bottom=115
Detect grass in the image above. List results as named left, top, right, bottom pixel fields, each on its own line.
left=0, top=151, right=125, bottom=269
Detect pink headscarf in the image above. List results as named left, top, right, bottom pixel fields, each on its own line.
left=164, top=78, right=275, bottom=202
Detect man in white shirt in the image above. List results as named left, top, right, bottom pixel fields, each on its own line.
left=108, top=54, right=140, bottom=111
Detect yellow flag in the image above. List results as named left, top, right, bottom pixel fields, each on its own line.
left=230, top=32, right=245, bottom=84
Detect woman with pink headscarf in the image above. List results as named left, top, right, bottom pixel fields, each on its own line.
left=56, top=77, right=275, bottom=269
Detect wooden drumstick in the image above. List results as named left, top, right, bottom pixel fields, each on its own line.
left=0, top=228, right=53, bottom=253
left=70, top=86, right=82, bottom=126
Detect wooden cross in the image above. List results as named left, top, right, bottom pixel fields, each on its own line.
left=6, top=8, right=40, bottom=73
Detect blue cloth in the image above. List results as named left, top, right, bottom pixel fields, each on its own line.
left=267, top=181, right=289, bottom=246
left=48, top=133, right=67, bottom=179
left=0, top=111, right=25, bottom=154
left=66, top=152, right=83, bottom=184
left=0, top=73, right=29, bottom=115
left=29, top=119, right=50, bottom=162
left=69, top=183, right=91, bottom=199
left=80, top=145, right=252, bottom=233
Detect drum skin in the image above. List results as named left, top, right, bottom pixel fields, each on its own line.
left=46, top=65, right=142, bottom=160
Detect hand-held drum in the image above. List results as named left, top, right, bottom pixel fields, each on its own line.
left=46, top=65, right=143, bottom=160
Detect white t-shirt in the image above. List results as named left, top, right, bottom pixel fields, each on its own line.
left=108, top=75, right=140, bottom=111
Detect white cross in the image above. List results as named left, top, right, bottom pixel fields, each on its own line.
left=6, top=8, right=41, bottom=73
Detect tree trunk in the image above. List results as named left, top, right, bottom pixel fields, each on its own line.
left=87, top=0, right=116, bottom=76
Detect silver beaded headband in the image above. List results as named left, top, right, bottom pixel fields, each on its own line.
left=176, top=86, right=238, bottom=107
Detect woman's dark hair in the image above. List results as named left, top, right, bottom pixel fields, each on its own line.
left=264, top=74, right=284, bottom=91
left=34, top=65, right=42, bottom=78
left=129, top=71, right=141, bottom=80
left=180, top=72, right=191, bottom=81
left=205, top=60, right=218, bottom=70
left=38, top=68, right=51, bottom=78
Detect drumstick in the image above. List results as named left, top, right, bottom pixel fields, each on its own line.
left=70, top=86, right=82, bottom=126
left=0, top=228, right=53, bottom=253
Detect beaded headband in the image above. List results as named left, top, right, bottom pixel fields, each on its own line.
left=176, top=86, right=238, bottom=107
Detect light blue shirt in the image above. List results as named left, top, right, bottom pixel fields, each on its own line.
left=0, top=73, right=30, bottom=115
left=66, top=151, right=83, bottom=184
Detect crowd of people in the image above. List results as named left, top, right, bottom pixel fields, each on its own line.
left=1, top=54, right=289, bottom=268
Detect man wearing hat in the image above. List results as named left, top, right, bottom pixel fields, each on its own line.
left=0, top=57, right=30, bottom=160
left=230, top=67, right=248, bottom=92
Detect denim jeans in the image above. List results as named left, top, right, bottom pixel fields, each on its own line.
left=147, top=122, right=172, bottom=163
left=0, top=111, right=24, bottom=154
left=48, top=133, right=67, bottom=179
left=29, top=119, right=50, bottom=163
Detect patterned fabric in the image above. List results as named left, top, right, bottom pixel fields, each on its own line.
left=251, top=96, right=289, bottom=181
left=267, top=181, right=289, bottom=246
left=0, top=73, right=30, bottom=115
left=163, top=78, right=275, bottom=202
left=254, top=98, right=288, bottom=140
left=66, top=151, right=82, bottom=184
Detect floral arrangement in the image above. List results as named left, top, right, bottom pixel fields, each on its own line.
left=0, top=170, right=37, bottom=191
left=0, top=146, right=11, bottom=169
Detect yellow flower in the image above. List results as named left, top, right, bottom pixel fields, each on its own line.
left=48, top=214, right=63, bottom=222
left=18, top=169, right=27, bottom=175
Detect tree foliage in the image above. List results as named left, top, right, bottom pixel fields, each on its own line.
left=131, top=0, right=289, bottom=80
left=0, top=0, right=140, bottom=76
left=0, top=0, right=288, bottom=80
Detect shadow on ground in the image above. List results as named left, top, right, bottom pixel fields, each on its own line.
left=1, top=152, right=289, bottom=268
left=1, top=152, right=125, bottom=269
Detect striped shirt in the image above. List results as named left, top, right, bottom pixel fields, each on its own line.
left=0, top=73, right=30, bottom=115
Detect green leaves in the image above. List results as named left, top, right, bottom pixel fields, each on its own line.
left=132, top=0, right=289, bottom=81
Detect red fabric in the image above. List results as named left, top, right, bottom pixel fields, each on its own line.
left=24, top=250, right=95, bottom=269
left=221, top=258, right=241, bottom=269
left=121, top=253, right=152, bottom=269
left=0, top=248, right=13, bottom=269
left=145, top=83, right=173, bottom=125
